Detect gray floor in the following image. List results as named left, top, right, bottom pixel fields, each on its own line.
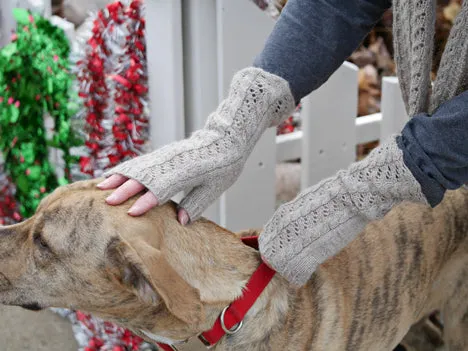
left=0, top=305, right=207, bottom=351
left=0, top=306, right=78, bottom=351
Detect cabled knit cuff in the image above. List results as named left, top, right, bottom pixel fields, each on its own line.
left=259, top=135, right=428, bottom=286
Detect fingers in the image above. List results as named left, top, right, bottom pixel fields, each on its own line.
left=97, top=174, right=128, bottom=189
left=105, top=179, right=146, bottom=205
left=98, top=173, right=210, bottom=222
left=128, top=191, right=159, bottom=216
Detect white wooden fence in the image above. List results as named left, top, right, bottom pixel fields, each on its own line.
left=1, top=0, right=410, bottom=232
left=176, top=0, right=409, bottom=232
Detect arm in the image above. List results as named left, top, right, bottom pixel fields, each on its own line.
left=255, top=0, right=392, bottom=103
left=99, top=0, right=392, bottom=221
left=257, top=0, right=468, bottom=286
left=260, top=90, right=468, bottom=286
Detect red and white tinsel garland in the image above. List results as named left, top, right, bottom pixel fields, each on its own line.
left=73, top=0, right=149, bottom=178
left=53, top=309, right=155, bottom=351
left=55, top=1, right=154, bottom=350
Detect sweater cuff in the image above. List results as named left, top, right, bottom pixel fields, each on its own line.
left=396, top=135, right=445, bottom=207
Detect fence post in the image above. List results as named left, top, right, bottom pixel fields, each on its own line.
left=0, top=0, right=15, bottom=47
left=145, top=0, right=185, bottom=149
left=380, top=76, right=408, bottom=140
left=300, top=61, right=359, bottom=190
left=181, top=0, right=222, bottom=223
left=216, top=0, right=276, bottom=232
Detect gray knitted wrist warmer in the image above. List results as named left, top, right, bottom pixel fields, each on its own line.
left=259, top=136, right=428, bottom=286
left=104, top=67, right=295, bottom=220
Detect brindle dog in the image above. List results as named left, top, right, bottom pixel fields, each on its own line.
left=0, top=179, right=467, bottom=350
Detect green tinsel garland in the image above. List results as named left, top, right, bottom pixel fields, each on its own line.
left=0, top=9, right=82, bottom=218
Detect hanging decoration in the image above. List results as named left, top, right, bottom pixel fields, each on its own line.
left=250, top=0, right=284, bottom=18
left=0, top=8, right=81, bottom=219
left=277, top=105, right=302, bottom=135
left=53, top=1, right=152, bottom=350
left=72, top=0, right=149, bottom=178
left=53, top=309, right=157, bottom=351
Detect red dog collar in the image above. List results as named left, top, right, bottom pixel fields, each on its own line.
left=156, top=236, right=275, bottom=350
left=157, top=343, right=179, bottom=351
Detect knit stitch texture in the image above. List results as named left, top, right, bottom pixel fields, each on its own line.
left=259, top=136, right=428, bottom=285
left=104, top=67, right=295, bottom=220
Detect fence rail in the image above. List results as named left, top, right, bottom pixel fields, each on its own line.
left=276, top=75, right=408, bottom=182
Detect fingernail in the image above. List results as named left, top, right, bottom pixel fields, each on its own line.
left=97, top=180, right=110, bottom=189
left=178, top=209, right=190, bottom=225
left=106, top=193, right=118, bottom=203
left=128, top=204, right=141, bottom=216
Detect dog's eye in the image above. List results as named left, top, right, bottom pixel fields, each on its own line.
left=33, top=233, right=49, bottom=250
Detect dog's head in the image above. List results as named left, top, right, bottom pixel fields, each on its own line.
left=0, top=179, right=248, bottom=341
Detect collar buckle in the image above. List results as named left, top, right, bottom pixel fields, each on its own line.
left=156, top=343, right=179, bottom=351
left=220, top=305, right=243, bottom=335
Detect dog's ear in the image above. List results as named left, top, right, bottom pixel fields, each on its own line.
left=107, top=238, right=205, bottom=324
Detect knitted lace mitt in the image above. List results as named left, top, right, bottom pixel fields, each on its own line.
left=104, top=67, right=295, bottom=220
left=259, top=136, right=427, bottom=286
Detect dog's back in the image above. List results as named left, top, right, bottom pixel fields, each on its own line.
left=287, top=188, right=468, bottom=350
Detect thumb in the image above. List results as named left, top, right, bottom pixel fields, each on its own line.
left=179, top=183, right=218, bottom=223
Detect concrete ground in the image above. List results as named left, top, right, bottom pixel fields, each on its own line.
left=0, top=305, right=206, bottom=351
left=0, top=301, right=447, bottom=351
left=0, top=305, right=78, bottom=351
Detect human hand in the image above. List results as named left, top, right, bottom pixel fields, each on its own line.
left=259, top=135, right=428, bottom=286
left=98, top=67, right=295, bottom=223
left=97, top=174, right=191, bottom=224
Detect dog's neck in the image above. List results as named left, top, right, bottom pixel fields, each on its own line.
left=211, top=274, right=293, bottom=350
left=128, top=206, right=298, bottom=349
left=137, top=277, right=293, bottom=350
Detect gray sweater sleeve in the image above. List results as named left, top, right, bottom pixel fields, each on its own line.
left=253, top=0, right=392, bottom=103
left=253, top=0, right=468, bottom=207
